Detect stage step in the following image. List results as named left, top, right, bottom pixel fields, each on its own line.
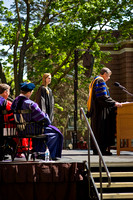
left=101, top=193, right=133, bottom=199
left=92, top=171, right=133, bottom=178
left=91, top=166, right=133, bottom=200
left=95, top=182, right=133, bottom=188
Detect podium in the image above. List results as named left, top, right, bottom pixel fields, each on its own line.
left=116, top=102, right=133, bottom=155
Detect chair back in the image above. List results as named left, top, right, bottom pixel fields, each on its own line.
left=13, top=109, right=45, bottom=138
left=0, top=110, right=17, bottom=137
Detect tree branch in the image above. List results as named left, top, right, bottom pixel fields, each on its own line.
left=52, top=53, right=83, bottom=91
left=25, top=2, right=80, bottom=50
left=52, top=50, right=73, bottom=77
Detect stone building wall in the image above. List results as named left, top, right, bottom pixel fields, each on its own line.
left=100, top=40, right=133, bottom=102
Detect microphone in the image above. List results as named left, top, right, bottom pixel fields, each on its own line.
left=114, top=82, right=126, bottom=90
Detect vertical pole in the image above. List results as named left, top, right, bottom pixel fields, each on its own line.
left=73, top=49, right=78, bottom=149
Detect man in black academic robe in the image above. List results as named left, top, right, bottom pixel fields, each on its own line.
left=87, top=67, right=122, bottom=155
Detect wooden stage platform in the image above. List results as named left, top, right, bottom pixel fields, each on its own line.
left=1, top=149, right=133, bottom=166
left=1, top=149, right=133, bottom=200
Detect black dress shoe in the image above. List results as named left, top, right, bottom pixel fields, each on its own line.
left=93, top=150, right=98, bottom=155
left=102, top=151, right=112, bottom=155
left=0, top=156, right=4, bottom=161
left=0, top=155, right=9, bottom=161
left=36, top=154, right=45, bottom=160
left=51, top=157, right=60, bottom=161
left=93, top=150, right=112, bottom=156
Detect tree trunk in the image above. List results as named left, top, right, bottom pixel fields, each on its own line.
left=0, top=63, right=7, bottom=83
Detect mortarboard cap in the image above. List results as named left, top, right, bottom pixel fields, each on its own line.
left=20, top=82, right=35, bottom=91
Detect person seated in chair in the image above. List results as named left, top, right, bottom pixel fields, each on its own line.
left=11, top=82, right=63, bottom=160
left=77, top=137, right=88, bottom=150
left=0, top=84, right=16, bottom=160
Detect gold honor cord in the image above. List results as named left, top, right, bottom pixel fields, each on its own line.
left=87, top=76, right=104, bottom=112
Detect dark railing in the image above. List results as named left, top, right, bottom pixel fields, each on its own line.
left=63, top=115, right=71, bottom=149
left=80, top=107, right=111, bottom=200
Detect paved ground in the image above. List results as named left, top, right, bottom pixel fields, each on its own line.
left=1, top=149, right=133, bottom=167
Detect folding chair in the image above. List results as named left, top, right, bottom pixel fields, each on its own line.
left=0, top=109, right=17, bottom=161
left=13, top=109, right=47, bottom=161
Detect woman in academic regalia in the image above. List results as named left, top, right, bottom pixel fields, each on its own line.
left=36, top=73, right=54, bottom=122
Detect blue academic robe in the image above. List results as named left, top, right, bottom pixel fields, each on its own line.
left=11, top=95, right=63, bottom=159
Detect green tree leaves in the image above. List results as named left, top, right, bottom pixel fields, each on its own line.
left=0, top=0, right=132, bottom=128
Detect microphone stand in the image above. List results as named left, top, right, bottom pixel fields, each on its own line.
left=121, top=88, right=133, bottom=97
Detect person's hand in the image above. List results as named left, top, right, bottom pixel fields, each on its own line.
left=115, top=102, right=122, bottom=107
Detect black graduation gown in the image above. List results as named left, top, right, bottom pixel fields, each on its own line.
left=90, top=78, right=116, bottom=152
left=36, top=86, right=54, bottom=122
